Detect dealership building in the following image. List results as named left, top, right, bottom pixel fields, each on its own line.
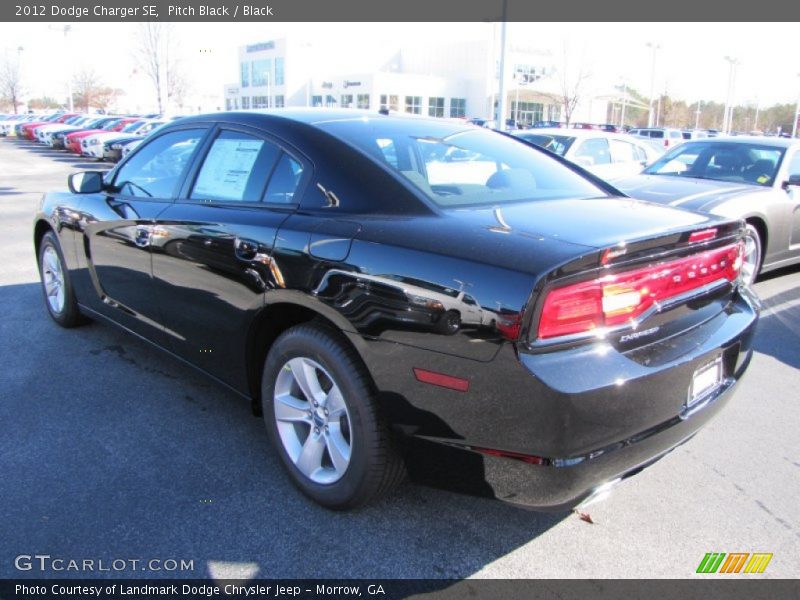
left=223, top=38, right=608, bottom=126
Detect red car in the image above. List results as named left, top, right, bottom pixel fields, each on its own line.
left=21, top=113, right=79, bottom=140
left=63, top=118, right=139, bottom=154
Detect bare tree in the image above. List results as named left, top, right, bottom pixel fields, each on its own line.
left=133, top=23, right=190, bottom=114
left=0, top=52, right=24, bottom=114
left=547, top=44, right=591, bottom=127
left=71, top=68, right=123, bottom=113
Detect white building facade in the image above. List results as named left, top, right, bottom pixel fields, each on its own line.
left=223, top=37, right=607, bottom=127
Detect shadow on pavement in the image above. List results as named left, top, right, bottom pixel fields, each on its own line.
left=0, top=280, right=568, bottom=581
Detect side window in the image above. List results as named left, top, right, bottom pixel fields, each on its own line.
left=787, top=151, right=800, bottom=177
left=574, top=138, right=611, bottom=166
left=609, top=139, right=637, bottom=163
left=263, top=153, right=304, bottom=205
left=376, top=138, right=399, bottom=169
left=113, top=129, right=205, bottom=198
left=191, top=130, right=280, bottom=203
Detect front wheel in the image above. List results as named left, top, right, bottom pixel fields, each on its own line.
left=261, top=323, right=404, bottom=510
left=741, top=224, right=762, bottom=286
left=37, top=231, right=86, bottom=327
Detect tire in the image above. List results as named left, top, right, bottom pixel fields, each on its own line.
left=437, top=310, right=461, bottom=335
left=741, top=224, right=762, bottom=286
left=37, top=231, right=86, bottom=328
left=261, top=322, right=405, bottom=510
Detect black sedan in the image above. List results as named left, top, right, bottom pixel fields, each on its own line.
left=34, top=110, right=758, bottom=510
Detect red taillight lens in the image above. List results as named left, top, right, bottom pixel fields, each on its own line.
left=538, top=242, right=743, bottom=339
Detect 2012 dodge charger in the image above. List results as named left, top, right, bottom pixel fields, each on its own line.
left=33, top=110, right=759, bottom=510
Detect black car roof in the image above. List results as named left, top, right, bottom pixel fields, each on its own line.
left=174, top=108, right=477, bottom=134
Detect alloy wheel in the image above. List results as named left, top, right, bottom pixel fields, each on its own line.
left=273, top=357, right=353, bottom=484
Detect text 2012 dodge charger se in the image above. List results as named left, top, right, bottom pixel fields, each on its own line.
left=34, top=110, right=758, bottom=510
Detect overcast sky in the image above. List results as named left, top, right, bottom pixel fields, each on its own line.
left=1, top=21, right=798, bottom=111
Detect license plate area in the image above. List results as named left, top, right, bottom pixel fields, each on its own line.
left=687, top=356, right=723, bottom=408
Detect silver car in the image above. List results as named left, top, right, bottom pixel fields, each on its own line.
left=614, top=137, right=800, bottom=284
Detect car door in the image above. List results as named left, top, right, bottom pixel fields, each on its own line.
left=76, top=126, right=208, bottom=346
left=609, top=137, right=647, bottom=179
left=783, top=149, right=800, bottom=250
left=570, top=137, right=614, bottom=179
left=149, top=125, right=307, bottom=389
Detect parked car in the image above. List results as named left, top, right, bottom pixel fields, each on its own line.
left=50, top=117, right=121, bottom=149
left=81, top=120, right=147, bottom=159
left=63, top=118, right=128, bottom=154
left=681, top=130, right=710, bottom=140
left=34, top=110, right=757, bottom=510
left=0, top=113, right=35, bottom=136
left=614, top=136, right=800, bottom=284
left=629, top=127, right=685, bottom=149
left=514, top=128, right=662, bottom=180
left=19, top=113, right=75, bottom=139
left=102, top=120, right=166, bottom=162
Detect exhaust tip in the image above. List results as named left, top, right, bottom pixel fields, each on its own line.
left=576, top=477, right=622, bottom=510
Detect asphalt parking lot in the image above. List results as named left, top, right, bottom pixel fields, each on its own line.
left=0, top=137, right=798, bottom=580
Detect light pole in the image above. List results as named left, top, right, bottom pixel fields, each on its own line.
left=695, top=100, right=702, bottom=130
left=793, top=74, right=800, bottom=138
left=722, top=56, right=740, bottom=134
left=619, top=80, right=628, bottom=128
left=49, top=25, right=74, bottom=111
left=646, top=42, right=660, bottom=127
left=496, top=2, right=509, bottom=130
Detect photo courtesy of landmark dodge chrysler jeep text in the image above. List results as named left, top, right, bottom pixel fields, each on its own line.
left=33, top=110, right=758, bottom=510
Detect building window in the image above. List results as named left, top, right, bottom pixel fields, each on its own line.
left=341, top=94, right=354, bottom=108
left=241, top=97, right=250, bottom=109
left=450, top=98, right=466, bottom=118
left=380, top=94, right=399, bottom=111
left=512, top=101, right=544, bottom=126
left=274, top=95, right=285, bottom=108
left=252, top=59, right=271, bottom=87
left=548, top=104, right=561, bottom=121
left=405, top=96, right=422, bottom=115
left=252, top=96, right=268, bottom=109
left=240, top=62, right=250, bottom=88
left=325, top=94, right=336, bottom=107
left=312, top=95, right=323, bottom=107
left=428, top=97, right=445, bottom=118
left=274, top=57, right=285, bottom=86
left=225, top=99, right=233, bottom=111
left=357, top=94, right=370, bottom=109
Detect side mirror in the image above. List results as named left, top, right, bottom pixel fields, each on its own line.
left=784, top=174, right=800, bottom=188
left=68, top=171, right=105, bottom=194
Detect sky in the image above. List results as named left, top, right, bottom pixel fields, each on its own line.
left=1, top=21, right=798, bottom=112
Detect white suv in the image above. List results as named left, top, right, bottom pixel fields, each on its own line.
left=629, top=127, right=685, bottom=149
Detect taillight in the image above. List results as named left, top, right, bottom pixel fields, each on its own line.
left=538, top=242, right=743, bottom=339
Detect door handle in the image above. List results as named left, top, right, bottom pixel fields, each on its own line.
left=234, top=237, right=259, bottom=261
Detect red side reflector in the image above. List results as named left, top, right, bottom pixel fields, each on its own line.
left=688, top=228, right=718, bottom=244
left=413, top=368, right=470, bottom=392
left=471, top=446, right=547, bottom=465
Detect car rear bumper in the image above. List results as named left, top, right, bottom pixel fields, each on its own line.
left=359, top=289, right=758, bottom=509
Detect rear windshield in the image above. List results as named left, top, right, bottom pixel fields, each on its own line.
left=319, top=120, right=605, bottom=208
left=515, top=133, right=576, bottom=157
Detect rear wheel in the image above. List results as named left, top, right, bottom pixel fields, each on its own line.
left=741, top=224, right=762, bottom=286
left=261, top=323, right=404, bottom=509
left=37, top=231, right=85, bottom=327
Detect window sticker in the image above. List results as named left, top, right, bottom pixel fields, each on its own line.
left=193, top=138, right=265, bottom=201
